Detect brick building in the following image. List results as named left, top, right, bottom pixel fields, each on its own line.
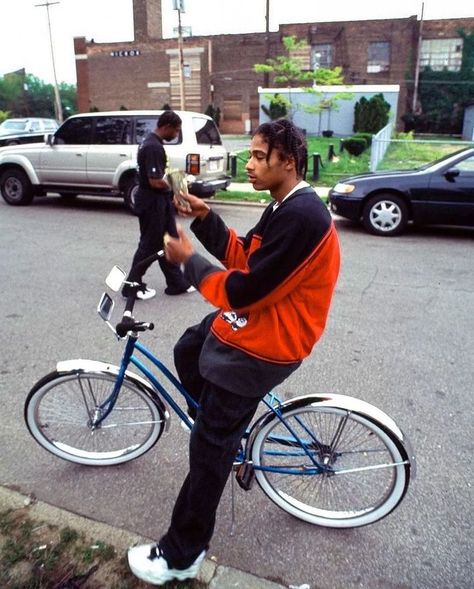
left=74, top=0, right=474, bottom=133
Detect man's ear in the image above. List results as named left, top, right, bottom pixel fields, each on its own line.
left=284, top=155, right=296, bottom=171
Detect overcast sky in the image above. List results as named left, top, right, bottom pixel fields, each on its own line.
left=1, top=0, right=473, bottom=84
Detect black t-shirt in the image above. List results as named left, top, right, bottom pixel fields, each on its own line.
left=137, top=132, right=171, bottom=197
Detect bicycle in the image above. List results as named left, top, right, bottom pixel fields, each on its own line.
left=24, top=253, right=415, bottom=529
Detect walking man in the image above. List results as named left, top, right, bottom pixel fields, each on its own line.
left=122, top=110, right=194, bottom=300
left=128, top=119, right=340, bottom=585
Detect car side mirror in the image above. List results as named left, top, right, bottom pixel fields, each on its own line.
left=46, top=133, right=55, bottom=146
left=444, top=167, right=460, bottom=181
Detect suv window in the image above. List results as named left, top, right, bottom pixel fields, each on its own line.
left=135, top=117, right=182, bottom=145
left=94, top=116, right=132, bottom=145
left=192, top=117, right=222, bottom=146
left=55, top=117, right=93, bottom=145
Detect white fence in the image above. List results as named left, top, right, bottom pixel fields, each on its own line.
left=370, top=122, right=393, bottom=172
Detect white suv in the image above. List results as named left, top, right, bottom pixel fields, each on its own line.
left=0, top=110, right=230, bottom=211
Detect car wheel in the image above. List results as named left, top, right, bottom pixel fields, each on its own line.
left=362, top=194, right=408, bottom=237
left=0, top=169, right=34, bottom=206
left=122, top=176, right=139, bottom=215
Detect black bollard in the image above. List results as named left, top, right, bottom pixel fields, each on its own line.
left=229, top=154, right=237, bottom=177
left=328, top=144, right=336, bottom=161
left=312, top=153, right=322, bottom=181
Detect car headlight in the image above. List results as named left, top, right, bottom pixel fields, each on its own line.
left=333, top=183, right=356, bottom=194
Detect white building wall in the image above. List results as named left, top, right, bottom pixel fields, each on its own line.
left=258, top=85, right=400, bottom=137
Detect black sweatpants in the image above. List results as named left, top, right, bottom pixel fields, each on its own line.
left=127, top=193, right=190, bottom=292
left=159, top=313, right=263, bottom=569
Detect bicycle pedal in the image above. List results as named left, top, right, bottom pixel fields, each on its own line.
left=235, top=461, right=255, bottom=491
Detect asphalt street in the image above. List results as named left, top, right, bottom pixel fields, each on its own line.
left=0, top=195, right=473, bottom=588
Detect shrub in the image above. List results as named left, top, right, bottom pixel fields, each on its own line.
left=342, top=137, right=367, bottom=156
left=261, top=93, right=288, bottom=120
left=352, top=132, right=372, bottom=147
left=354, top=93, right=390, bottom=133
left=205, top=104, right=221, bottom=127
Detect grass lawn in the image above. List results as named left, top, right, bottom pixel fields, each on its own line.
left=227, top=134, right=469, bottom=190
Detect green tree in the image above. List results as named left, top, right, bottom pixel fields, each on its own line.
left=255, top=36, right=352, bottom=130
left=353, top=93, right=391, bottom=133
left=260, top=93, right=289, bottom=120
left=405, top=28, right=474, bottom=134
left=0, top=73, right=77, bottom=120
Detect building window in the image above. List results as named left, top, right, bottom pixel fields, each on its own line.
left=420, top=38, right=463, bottom=71
left=367, top=42, right=390, bottom=73
left=311, top=44, right=333, bottom=69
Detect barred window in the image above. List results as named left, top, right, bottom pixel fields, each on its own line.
left=311, top=44, right=333, bottom=69
left=420, top=38, right=463, bottom=72
left=367, top=42, right=390, bottom=73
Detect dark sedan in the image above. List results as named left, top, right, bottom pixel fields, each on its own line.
left=0, top=132, right=49, bottom=147
left=329, top=147, right=474, bottom=236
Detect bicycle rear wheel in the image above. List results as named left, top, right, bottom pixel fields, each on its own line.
left=251, top=404, right=410, bottom=528
left=25, top=370, right=166, bottom=466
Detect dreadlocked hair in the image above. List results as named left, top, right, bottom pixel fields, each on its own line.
left=254, top=119, right=308, bottom=179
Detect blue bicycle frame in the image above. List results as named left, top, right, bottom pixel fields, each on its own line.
left=93, top=332, right=330, bottom=476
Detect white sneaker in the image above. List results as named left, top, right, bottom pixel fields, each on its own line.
left=128, top=543, right=205, bottom=585
left=186, top=286, right=196, bottom=293
left=136, top=285, right=156, bottom=300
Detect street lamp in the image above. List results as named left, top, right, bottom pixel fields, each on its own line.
left=35, top=0, right=63, bottom=122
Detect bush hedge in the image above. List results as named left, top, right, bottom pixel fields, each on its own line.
left=341, top=137, right=367, bottom=156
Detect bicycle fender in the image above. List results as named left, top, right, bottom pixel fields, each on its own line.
left=56, top=359, right=170, bottom=431
left=247, top=393, right=415, bottom=477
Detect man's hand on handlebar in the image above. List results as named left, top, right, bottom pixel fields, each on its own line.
left=164, top=225, right=195, bottom=265
left=173, top=191, right=210, bottom=221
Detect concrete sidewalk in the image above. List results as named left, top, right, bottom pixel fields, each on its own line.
left=0, top=485, right=297, bottom=588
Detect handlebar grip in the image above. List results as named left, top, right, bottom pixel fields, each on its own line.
left=115, top=318, right=154, bottom=337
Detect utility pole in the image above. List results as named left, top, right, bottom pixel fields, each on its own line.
left=412, top=2, right=424, bottom=113
left=264, top=0, right=270, bottom=88
left=35, top=0, right=63, bottom=122
left=173, top=0, right=186, bottom=110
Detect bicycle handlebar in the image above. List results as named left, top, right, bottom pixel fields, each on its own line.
left=116, top=317, right=155, bottom=338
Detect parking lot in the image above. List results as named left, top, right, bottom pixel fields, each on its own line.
left=0, top=195, right=473, bottom=588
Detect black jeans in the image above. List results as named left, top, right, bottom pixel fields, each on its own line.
left=159, top=314, right=263, bottom=569
left=127, top=193, right=189, bottom=292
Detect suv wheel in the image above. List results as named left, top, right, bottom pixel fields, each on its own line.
left=0, top=169, right=34, bottom=206
left=122, top=176, right=139, bottom=215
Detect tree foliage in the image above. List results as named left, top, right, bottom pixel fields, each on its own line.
left=353, top=93, right=391, bottom=133
left=404, top=28, right=474, bottom=134
left=254, top=35, right=352, bottom=127
left=0, top=72, right=77, bottom=120
left=261, top=93, right=289, bottom=120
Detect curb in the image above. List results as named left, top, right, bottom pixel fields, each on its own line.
left=0, top=485, right=288, bottom=589
left=206, top=184, right=330, bottom=209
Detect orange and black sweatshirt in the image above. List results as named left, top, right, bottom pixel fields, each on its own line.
left=183, top=186, right=341, bottom=397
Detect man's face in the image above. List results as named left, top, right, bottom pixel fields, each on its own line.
left=245, top=133, right=292, bottom=198
left=161, top=124, right=181, bottom=141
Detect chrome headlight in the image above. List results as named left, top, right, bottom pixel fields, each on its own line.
left=333, top=183, right=356, bottom=194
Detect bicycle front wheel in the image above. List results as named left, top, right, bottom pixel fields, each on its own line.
left=251, top=405, right=410, bottom=528
left=25, top=370, right=166, bottom=466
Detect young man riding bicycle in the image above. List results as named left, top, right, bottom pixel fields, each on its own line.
left=128, top=119, right=340, bottom=585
